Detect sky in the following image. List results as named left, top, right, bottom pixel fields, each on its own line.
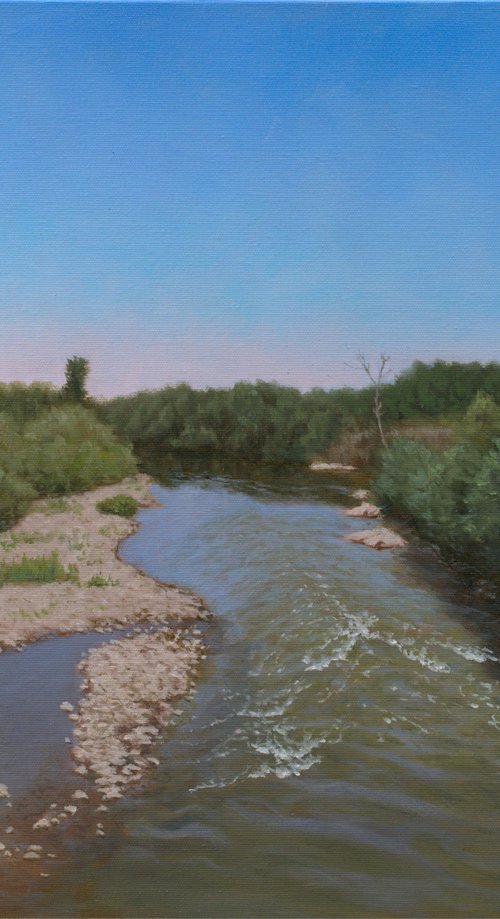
left=0, top=1, right=498, bottom=396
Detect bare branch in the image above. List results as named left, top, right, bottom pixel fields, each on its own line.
left=355, top=352, right=392, bottom=449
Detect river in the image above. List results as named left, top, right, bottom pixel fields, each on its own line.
left=2, top=464, right=500, bottom=917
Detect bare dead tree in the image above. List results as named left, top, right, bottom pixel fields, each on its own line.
left=357, top=352, right=392, bottom=449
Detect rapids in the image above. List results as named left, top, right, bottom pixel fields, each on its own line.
left=2, top=466, right=500, bottom=916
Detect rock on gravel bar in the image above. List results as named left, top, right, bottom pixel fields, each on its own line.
left=309, top=462, right=357, bottom=472
left=69, top=629, right=203, bottom=799
left=345, top=527, right=407, bottom=550
left=344, top=502, right=381, bottom=518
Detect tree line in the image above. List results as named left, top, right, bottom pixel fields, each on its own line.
left=97, top=359, right=500, bottom=464
left=0, top=355, right=499, bottom=589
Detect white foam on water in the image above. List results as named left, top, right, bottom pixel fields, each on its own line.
left=434, top=640, right=497, bottom=664
left=240, top=700, right=293, bottom=719
left=248, top=755, right=321, bottom=780
left=302, top=609, right=378, bottom=671
left=370, top=631, right=452, bottom=674
left=188, top=771, right=251, bottom=793
left=191, top=564, right=500, bottom=794
left=400, top=645, right=450, bottom=673
left=248, top=727, right=327, bottom=780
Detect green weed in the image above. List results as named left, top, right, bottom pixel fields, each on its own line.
left=0, top=552, right=79, bottom=586
left=96, top=495, right=139, bottom=518
left=86, top=574, right=119, bottom=587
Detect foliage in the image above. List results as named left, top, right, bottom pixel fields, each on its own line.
left=86, top=573, right=118, bottom=587
left=462, top=391, right=500, bottom=452
left=0, top=472, right=36, bottom=531
left=96, top=494, right=139, bottom=518
left=0, top=413, right=36, bottom=529
left=463, top=444, right=500, bottom=574
left=21, top=406, right=137, bottom=496
left=0, top=382, right=60, bottom=424
left=61, top=356, right=90, bottom=404
left=0, top=405, right=136, bottom=532
left=99, top=361, right=500, bottom=464
left=374, top=430, right=500, bottom=585
left=0, top=551, right=78, bottom=586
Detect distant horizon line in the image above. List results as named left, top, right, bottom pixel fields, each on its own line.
left=3, top=354, right=499, bottom=401
left=7, top=1, right=495, bottom=5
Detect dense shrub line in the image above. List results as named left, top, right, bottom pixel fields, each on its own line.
left=373, top=393, right=500, bottom=587
left=0, top=407, right=137, bottom=531
left=1, top=360, right=499, bottom=589
left=98, top=361, right=500, bottom=464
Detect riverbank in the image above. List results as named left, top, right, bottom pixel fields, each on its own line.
left=0, top=475, right=211, bottom=872
left=0, top=474, right=208, bottom=650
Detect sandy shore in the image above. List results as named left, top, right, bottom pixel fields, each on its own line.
left=0, top=474, right=208, bottom=650
left=0, top=475, right=211, bottom=869
left=70, top=627, right=204, bottom=799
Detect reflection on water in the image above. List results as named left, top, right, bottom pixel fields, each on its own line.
left=3, top=463, right=500, bottom=917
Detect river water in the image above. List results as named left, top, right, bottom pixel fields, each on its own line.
left=3, top=466, right=500, bottom=916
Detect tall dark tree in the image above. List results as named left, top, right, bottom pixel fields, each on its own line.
left=62, top=356, right=90, bottom=403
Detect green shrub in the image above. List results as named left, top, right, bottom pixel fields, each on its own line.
left=374, top=431, right=500, bottom=584
left=0, top=472, right=36, bottom=531
left=22, top=406, right=137, bottom=496
left=463, top=443, right=500, bottom=573
left=0, top=382, right=60, bottom=424
left=0, top=551, right=78, bottom=585
left=0, top=405, right=137, bottom=531
left=86, top=573, right=118, bottom=587
left=373, top=439, right=437, bottom=518
left=96, top=494, right=139, bottom=518
left=461, top=392, right=500, bottom=452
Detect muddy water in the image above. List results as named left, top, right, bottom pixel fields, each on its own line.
left=3, top=468, right=500, bottom=916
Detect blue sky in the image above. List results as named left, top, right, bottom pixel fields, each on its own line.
left=0, top=2, right=498, bottom=394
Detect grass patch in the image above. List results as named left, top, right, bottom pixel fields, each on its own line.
left=86, top=574, right=119, bottom=588
left=0, top=551, right=79, bottom=586
left=0, top=531, right=54, bottom=550
left=41, top=497, right=73, bottom=515
left=96, top=494, right=139, bottom=518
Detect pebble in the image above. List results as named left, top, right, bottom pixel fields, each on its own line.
left=72, top=790, right=88, bottom=800
left=0, top=784, right=9, bottom=799
left=59, top=701, right=74, bottom=713
left=23, top=851, right=41, bottom=860
left=70, top=630, right=202, bottom=798
left=5, top=826, right=13, bottom=834
left=33, top=817, right=51, bottom=830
